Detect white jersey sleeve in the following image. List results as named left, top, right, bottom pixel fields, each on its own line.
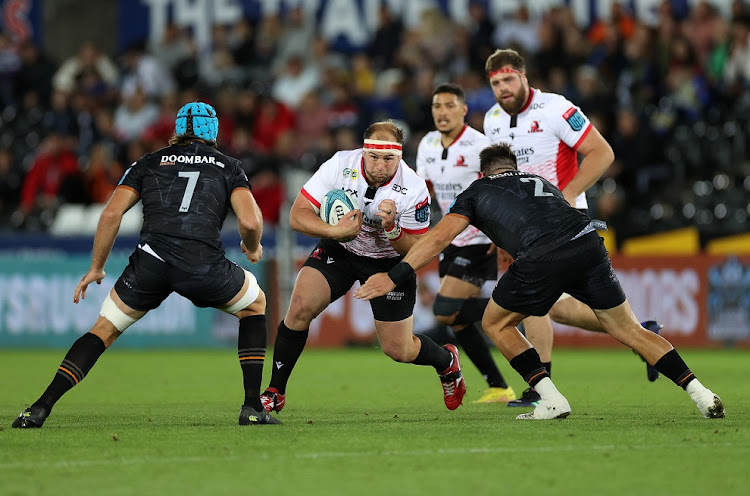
left=300, top=152, right=343, bottom=210
left=547, top=96, right=593, bottom=150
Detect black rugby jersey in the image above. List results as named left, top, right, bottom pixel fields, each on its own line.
left=118, top=141, right=250, bottom=273
left=447, top=170, right=591, bottom=261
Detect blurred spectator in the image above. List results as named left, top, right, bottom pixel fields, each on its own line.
left=252, top=95, right=295, bottom=153
left=228, top=17, right=256, bottom=67
left=466, top=1, right=495, bottom=74
left=271, top=55, right=320, bottom=109
left=492, top=5, right=540, bottom=55
left=273, top=7, right=316, bottom=73
left=120, top=42, right=176, bottom=99
left=14, top=40, right=56, bottom=106
left=248, top=167, right=283, bottom=226
left=42, top=90, right=79, bottom=137
left=151, top=22, right=191, bottom=74
left=724, top=16, right=750, bottom=87
left=18, top=133, right=81, bottom=218
left=141, top=92, right=181, bottom=150
left=0, top=32, right=19, bottom=106
left=53, top=42, right=118, bottom=96
left=82, top=143, right=123, bottom=204
left=295, top=91, right=330, bottom=156
left=0, top=148, right=22, bottom=220
left=588, top=2, right=636, bottom=45
left=369, top=5, right=403, bottom=70
left=113, top=86, right=160, bottom=142
left=200, top=24, right=243, bottom=88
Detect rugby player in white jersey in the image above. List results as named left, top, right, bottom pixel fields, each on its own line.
left=416, top=83, right=515, bottom=404
left=483, top=49, right=662, bottom=407
left=260, top=121, right=466, bottom=414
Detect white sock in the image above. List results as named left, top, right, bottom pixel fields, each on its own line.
left=533, top=377, right=562, bottom=399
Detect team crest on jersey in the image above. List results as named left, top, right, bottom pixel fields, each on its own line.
left=310, top=247, right=323, bottom=260
left=563, top=108, right=585, bottom=131
left=415, top=197, right=430, bottom=223
left=455, top=155, right=467, bottom=167
left=492, top=108, right=501, bottom=116
left=529, top=120, right=543, bottom=133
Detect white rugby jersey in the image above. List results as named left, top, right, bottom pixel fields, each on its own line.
left=301, top=148, right=430, bottom=259
left=416, top=125, right=491, bottom=247
left=483, top=88, right=593, bottom=209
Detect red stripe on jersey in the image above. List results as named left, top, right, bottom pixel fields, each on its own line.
left=402, top=226, right=429, bottom=235
left=572, top=122, right=593, bottom=150
left=519, top=88, right=535, bottom=113
left=555, top=142, right=578, bottom=190
left=301, top=188, right=321, bottom=209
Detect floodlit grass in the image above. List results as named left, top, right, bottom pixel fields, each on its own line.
left=1, top=347, right=748, bottom=496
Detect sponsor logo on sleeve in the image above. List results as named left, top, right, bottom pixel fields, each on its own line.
left=415, top=197, right=430, bottom=223
left=563, top=107, right=585, bottom=131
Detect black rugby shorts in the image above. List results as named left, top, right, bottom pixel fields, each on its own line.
left=492, top=232, right=626, bottom=316
left=302, top=239, right=416, bottom=322
left=115, top=248, right=246, bottom=311
left=439, top=243, right=497, bottom=287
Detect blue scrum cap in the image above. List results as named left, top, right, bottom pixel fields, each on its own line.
left=175, top=102, right=218, bottom=142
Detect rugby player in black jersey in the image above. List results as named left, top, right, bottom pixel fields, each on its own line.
left=12, top=102, right=279, bottom=428
left=356, top=143, right=725, bottom=420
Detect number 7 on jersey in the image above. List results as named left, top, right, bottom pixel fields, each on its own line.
left=178, top=171, right=200, bottom=212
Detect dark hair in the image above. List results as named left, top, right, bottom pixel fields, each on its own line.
left=168, top=132, right=218, bottom=147
left=479, top=143, right=517, bottom=174
left=363, top=120, right=405, bottom=145
left=485, top=48, right=526, bottom=76
left=432, top=82, right=465, bottom=102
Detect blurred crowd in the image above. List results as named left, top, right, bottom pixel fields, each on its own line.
left=1, top=1, right=749, bottom=244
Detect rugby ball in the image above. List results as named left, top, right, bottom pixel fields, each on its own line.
left=319, top=189, right=358, bottom=225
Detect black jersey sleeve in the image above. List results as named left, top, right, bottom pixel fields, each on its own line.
left=229, top=159, right=251, bottom=192
left=117, top=159, right=145, bottom=195
left=446, top=181, right=478, bottom=223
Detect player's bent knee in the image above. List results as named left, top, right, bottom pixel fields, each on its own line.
left=221, top=270, right=261, bottom=315
left=100, top=294, right=139, bottom=332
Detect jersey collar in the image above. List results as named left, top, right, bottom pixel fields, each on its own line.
left=518, top=88, right=535, bottom=114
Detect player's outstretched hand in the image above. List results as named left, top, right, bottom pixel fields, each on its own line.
left=334, top=209, right=362, bottom=242
left=241, top=240, right=263, bottom=263
left=375, top=199, right=397, bottom=230
left=74, top=268, right=106, bottom=303
left=354, top=273, right=396, bottom=301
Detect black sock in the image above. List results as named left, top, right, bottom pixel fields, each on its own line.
left=455, top=322, right=508, bottom=388
left=509, top=348, right=549, bottom=388
left=653, top=349, right=696, bottom=389
left=453, top=297, right=490, bottom=326
left=268, top=321, right=309, bottom=395
left=238, top=315, right=267, bottom=410
left=33, top=333, right=107, bottom=412
left=542, top=361, right=552, bottom=378
left=413, top=334, right=452, bottom=372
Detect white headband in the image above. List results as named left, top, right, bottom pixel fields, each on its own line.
left=363, top=139, right=403, bottom=156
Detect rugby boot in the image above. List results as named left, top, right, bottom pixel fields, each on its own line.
left=507, top=387, right=541, bottom=407
left=239, top=405, right=282, bottom=425
left=438, top=344, right=466, bottom=410
left=472, top=386, right=517, bottom=403
left=260, top=387, right=286, bottom=413
left=11, top=406, right=49, bottom=428
left=516, top=393, right=571, bottom=420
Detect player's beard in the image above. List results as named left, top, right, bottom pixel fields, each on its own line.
left=497, top=87, right=527, bottom=115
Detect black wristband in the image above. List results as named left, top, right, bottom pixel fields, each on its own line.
left=387, top=261, right=415, bottom=286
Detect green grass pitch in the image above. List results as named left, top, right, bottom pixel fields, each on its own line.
left=1, top=347, right=748, bottom=496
